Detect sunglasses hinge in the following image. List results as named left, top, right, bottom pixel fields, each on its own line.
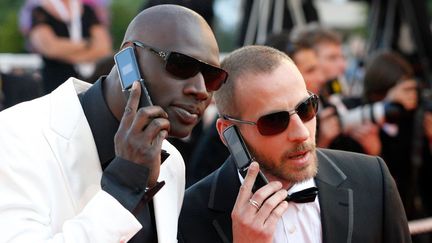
left=158, top=51, right=167, bottom=59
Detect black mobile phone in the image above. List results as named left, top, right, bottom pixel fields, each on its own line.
left=223, top=125, right=269, bottom=192
left=114, top=46, right=153, bottom=108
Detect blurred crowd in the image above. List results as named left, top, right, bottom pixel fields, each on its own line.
left=0, top=0, right=431, bottom=241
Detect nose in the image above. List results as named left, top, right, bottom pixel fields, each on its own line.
left=184, top=72, right=210, bottom=101
left=285, top=114, right=310, bottom=142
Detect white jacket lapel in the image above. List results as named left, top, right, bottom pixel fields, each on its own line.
left=43, top=78, right=102, bottom=211
left=153, top=140, right=185, bottom=243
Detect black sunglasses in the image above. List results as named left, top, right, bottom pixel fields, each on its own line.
left=127, top=40, right=228, bottom=91
left=222, top=92, right=319, bottom=136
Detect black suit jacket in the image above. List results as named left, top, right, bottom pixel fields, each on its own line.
left=179, top=149, right=411, bottom=243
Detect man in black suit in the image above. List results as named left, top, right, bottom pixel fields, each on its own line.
left=178, top=45, right=411, bottom=243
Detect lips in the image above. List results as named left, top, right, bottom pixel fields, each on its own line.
left=286, top=150, right=311, bottom=167
left=171, top=105, right=200, bottom=125
left=288, top=151, right=308, bottom=159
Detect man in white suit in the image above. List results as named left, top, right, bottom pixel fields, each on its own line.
left=0, top=5, right=227, bottom=243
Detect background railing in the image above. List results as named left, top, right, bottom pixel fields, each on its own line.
left=0, top=53, right=41, bottom=73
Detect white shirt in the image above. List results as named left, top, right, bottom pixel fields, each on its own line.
left=273, top=179, right=322, bottom=243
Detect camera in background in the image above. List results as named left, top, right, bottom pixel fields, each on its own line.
left=320, top=78, right=406, bottom=133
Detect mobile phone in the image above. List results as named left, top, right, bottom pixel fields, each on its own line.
left=114, top=46, right=153, bottom=108
left=222, top=125, right=269, bottom=192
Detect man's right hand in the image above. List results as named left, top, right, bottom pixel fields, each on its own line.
left=114, top=81, right=170, bottom=187
left=231, top=162, right=288, bottom=243
left=385, top=79, right=418, bottom=111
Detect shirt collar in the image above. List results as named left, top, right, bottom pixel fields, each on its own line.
left=79, top=76, right=119, bottom=168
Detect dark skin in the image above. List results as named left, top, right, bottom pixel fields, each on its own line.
left=102, top=5, right=221, bottom=187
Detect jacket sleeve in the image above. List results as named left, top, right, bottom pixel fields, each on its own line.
left=0, top=160, right=142, bottom=243
left=0, top=109, right=142, bottom=242
left=379, top=157, right=412, bottom=243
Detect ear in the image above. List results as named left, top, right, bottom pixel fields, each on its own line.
left=121, top=41, right=133, bottom=49
left=216, top=117, right=232, bottom=146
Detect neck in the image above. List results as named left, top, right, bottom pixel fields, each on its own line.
left=104, top=67, right=126, bottom=121
left=263, top=172, right=294, bottom=190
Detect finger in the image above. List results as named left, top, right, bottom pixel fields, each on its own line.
left=254, top=187, right=287, bottom=219
left=153, top=130, right=168, bottom=150
left=263, top=200, right=289, bottom=229
left=130, top=106, right=169, bottom=133
left=243, top=182, right=283, bottom=220
left=250, top=181, right=283, bottom=206
left=120, top=81, right=141, bottom=129
left=126, top=81, right=141, bottom=113
left=144, top=118, right=170, bottom=145
left=233, top=162, right=259, bottom=210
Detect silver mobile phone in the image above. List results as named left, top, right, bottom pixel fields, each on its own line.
left=114, top=46, right=153, bottom=108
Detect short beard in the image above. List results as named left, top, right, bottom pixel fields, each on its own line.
left=249, top=142, right=318, bottom=185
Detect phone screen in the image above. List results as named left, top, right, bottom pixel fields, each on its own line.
left=114, top=46, right=141, bottom=90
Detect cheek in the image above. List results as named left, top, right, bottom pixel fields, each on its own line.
left=147, top=82, right=170, bottom=106
left=306, top=119, right=317, bottom=142
left=250, top=139, right=282, bottom=166
left=244, top=130, right=278, bottom=158
left=147, top=76, right=183, bottom=105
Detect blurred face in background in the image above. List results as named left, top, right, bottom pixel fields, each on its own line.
left=292, top=48, right=326, bottom=94
left=315, top=41, right=347, bottom=80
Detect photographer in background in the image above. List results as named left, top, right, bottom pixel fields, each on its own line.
left=290, top=25, right=381, bottom=155
left=291, top=24, right=347, bottom=94
left=362, top=52, right=432, bottom=238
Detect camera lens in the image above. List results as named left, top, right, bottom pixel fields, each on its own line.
left=384, top=102, right=406, bottom=123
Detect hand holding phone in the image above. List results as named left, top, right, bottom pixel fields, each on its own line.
left=115, top=81, right=169, bottom=187
left=226, top=127, right=288, bottom=242
left=114, top=46, right=153, bottom=108
left=114, top=47, right=169, bottom=187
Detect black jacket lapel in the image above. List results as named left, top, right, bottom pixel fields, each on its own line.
left=208, top=157, right=240, bottom=242
left=316, top=149, right=353, bottom=243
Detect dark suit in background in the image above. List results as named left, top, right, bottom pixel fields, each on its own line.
left=185, top=118, right=229, bottom=187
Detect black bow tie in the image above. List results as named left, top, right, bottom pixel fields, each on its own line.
left=286, top=187, right=318, bottom=203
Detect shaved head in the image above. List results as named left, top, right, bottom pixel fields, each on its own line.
left=122, top=5, right=216, bottom=54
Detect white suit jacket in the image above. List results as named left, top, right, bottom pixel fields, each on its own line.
left=0, top=78, right=185, bottom=243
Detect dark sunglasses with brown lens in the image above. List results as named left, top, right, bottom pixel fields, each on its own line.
left=127, top=40, right=228, bottom=92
